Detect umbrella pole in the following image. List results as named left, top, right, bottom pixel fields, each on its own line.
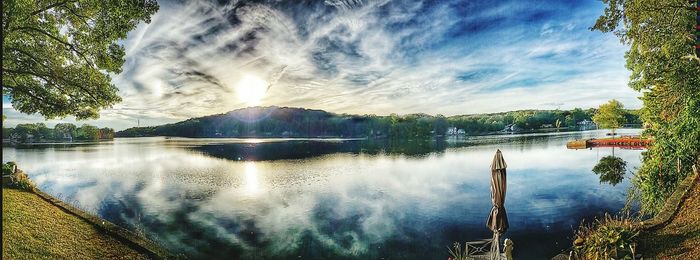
left=491, top=232, right=500, bottom=260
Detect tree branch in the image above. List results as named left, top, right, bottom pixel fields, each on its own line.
left=11, top=26, right=92, bottom=66
left=3, top=83, right=67, bottom=111
left=8, top=68, right=81, bottom=101
left=29, top=0, right=78, bottom=16
left=4, top=68, right=104, bottom=105
left=6, top=47, right=50, bottom=70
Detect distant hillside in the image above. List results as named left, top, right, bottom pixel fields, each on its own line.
left=116, top=106, right=641, bottom=138
left=117, top=106, right=382, bottom=138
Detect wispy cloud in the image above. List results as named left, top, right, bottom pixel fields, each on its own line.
left=2, top=0, right=640, bottom=130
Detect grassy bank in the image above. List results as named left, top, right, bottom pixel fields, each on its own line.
left=2, top=188, right=149, bottom=259
left=566, top=170, right=699, bottom=260
left=637, top=177, right=700, bottom=259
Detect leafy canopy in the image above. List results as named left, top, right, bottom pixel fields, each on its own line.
left=2, top=0, right=158, bottom=119
left=593, top=99, right=626, bottom=132
left=593, top=0, right=700, bottom=213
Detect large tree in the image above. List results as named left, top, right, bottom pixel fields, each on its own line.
left=593, top=0, right=700, bottom=213
left=593, top=99, right=626, bottom=134
left=2, top=0, right=158, bottom=119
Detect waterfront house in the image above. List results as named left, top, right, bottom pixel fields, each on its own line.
left=446, top=127, right=458, bottom=135
left=577, top=119, right=596, bottom=130
left=502, top=124, right=520, bottom=133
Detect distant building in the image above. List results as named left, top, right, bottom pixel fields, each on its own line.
left=502, top=124, right=520, bottom=132
left=446, top=127, right=458, bottom=135
left=541, top=124, right=553, bottom=128
left=577, top=119, right=596, bottom=130
left=446, top=127, right=465, bottom=136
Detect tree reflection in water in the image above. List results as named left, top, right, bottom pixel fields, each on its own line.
left=592, top=155, right=627, bottom=186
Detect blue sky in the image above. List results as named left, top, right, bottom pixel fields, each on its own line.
left=2, top=0, right=641, bottom=130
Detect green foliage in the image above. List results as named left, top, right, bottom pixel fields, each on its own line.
left=2, top=127, right=12, bottom=139
left=5, top=123, right=113, bottom=143
left=54, top=123, right=77, bottom=136
left=2, top=162, right=16, bottom=175
left=593, top=100, right=627, bottom=133
left=11, top=171, right=36, bottom=192
left=74, top=124, right=99, bottom=140
left=592, top=155, right=628, bottom=186
left=572, top=214, right=639, bottom=260
left=116, top=107, right=639, bottom=138
left=2, top=0, right=159, bottom=119
left=594, top=0, right=700, bottom=214
left=3, top=162, right=35, bottom=191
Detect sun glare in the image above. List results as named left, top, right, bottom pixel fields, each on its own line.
left=236, top=75, right=268, bottom=105
left=243, top=162, right=261, bottom=196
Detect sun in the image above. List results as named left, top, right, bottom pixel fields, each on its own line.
left=235, top=75, right=268, bottom=105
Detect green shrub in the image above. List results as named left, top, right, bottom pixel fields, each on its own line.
left=13, top=172, right=36, bottom=191
left=3, top=162, right=35, bottom=191
left=3, top=161, right=16, bottom=175
left=572, top=214, right=639, bottom=260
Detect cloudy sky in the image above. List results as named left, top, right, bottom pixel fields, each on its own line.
left=3, top=0, right=641, bottom=130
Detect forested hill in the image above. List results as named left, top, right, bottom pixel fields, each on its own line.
left=115, top=106, right=641, bottom=138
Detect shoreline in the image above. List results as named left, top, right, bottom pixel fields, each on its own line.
left=2, top=164, right=175, bottom=259
left=115, top=127, right=638, bottom=140
left=29, top=188, right=176, bottom=259
left=5, top=128, right=645, bottom=144
left=553, top=165, right=699, bottom=259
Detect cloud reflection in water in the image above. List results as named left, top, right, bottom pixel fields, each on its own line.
left=1, top=130, right=643, bottom=259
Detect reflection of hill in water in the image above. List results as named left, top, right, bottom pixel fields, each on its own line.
left=9, top=133, right=572, bottom=162
left=189, top=139, right=450, bottom=161
left=189, top=134, right=569, bottom=161
left=9, top=134, right=571, bottom=161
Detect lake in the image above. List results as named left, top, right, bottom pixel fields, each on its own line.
left=2, top=129, right=643, bottom=259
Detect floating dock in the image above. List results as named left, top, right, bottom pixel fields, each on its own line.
left=566, top=136, right=652, bottom=149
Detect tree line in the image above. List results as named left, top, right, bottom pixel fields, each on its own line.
left=115, top=106, right=641, bottom=138
left=3, top=123, right=115, bottom=143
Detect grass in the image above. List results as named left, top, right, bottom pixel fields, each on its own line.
left=637, top=178, right=700, bottom=259
left=2, top=188, right=150, bottom=259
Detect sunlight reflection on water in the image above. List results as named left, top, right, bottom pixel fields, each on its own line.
left=2, top=130, right=643, bottom=259
left=243, top=162, right=262, bottom=196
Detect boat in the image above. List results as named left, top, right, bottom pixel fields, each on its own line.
left=566, top=135, right=652, bottom=149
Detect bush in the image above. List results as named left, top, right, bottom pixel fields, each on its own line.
left=2, top=162, right=35, bottom=191
left=13, top=171, right=36, bottom=191
left=572, top=214, right=639, bottom=260
left=2, top=161, right=16, bottom=175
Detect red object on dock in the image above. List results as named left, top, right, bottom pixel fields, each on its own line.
left=587, top=136, right=652, bottom=149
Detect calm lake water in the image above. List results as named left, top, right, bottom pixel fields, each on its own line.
left=2, top=129, right=643, bottom=259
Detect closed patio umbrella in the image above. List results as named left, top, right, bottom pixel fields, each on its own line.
left=487, top=149, right=509, bottom=259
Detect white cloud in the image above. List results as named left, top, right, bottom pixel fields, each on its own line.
left=2, top=0, right=641, bottom=130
